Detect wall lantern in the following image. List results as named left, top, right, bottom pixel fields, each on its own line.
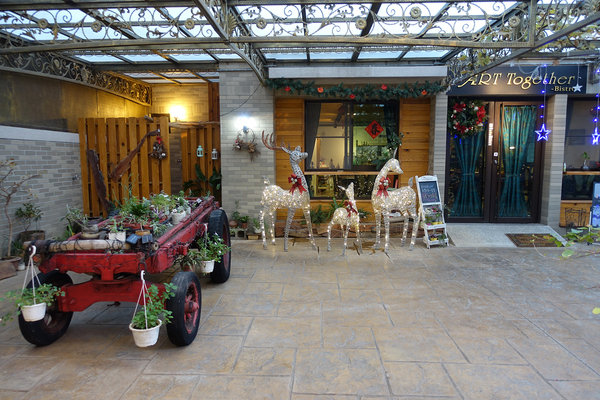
left=211, top=148, right=219, bottom=160
left=196, top=145, right=204, bottom=157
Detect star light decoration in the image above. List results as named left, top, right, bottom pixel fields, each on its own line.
left=536, top=65, right=550, bottom=142
left=593, top=90, right=600, bottom=145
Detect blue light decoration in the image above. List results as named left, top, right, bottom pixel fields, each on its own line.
left=593, top=77, right=600, bottom=145
left=536, top=65, right=550, bottom=141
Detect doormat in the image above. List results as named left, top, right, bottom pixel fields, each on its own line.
left=506, top=233, right=560, bottom=247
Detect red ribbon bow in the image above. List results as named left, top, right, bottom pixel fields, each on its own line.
left=377, top=177, right=390, bottom=197
left=288, top=174, right=306, bottom=194
left=345, top=201, right=358, bottom=217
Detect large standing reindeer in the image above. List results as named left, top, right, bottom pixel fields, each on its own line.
left=259, top=132, right=316, bottom=252
left=371, top=156, right=420, bottom=252
left=327, top=183, right=362, bottom=255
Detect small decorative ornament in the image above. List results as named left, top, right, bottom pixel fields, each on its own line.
left=317, top=87, right=324, bottom=93
left=288, top=173, right=306, bottom=194
left=355, top=18, right=367, bottom=30
left=149, top=136, right=167, bottom=160
left=184, top=18, right=195, bottom=29
left=421, top=90, right=428, bottom=96
left=508, top=16, right=521, bottom=28
left=345, top=201, right=357, bottom=217
left=284, top=86, right=291, bottom=92
left=381, top=84, right=388, bottom=90
left=37, top=18, right=49, bottom=29
left=349, top=94, right=356, bottom=100
left=366, top=120, right=383, bottom=139
left=377, top=177, right=390, bottom=197
left=256, top=17, right=267, bottom=29
left=410, top=6, right=422, bottom=18
left=535, top=123, right=551, bottom=141
left=91, top=21, right=102, bottom=33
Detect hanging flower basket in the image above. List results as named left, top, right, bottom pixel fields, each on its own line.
left=129, top=320, right=161, bottom=347
left=20, top=302, right=47, bottom=322
left=448, top=99, right=488, bottom=138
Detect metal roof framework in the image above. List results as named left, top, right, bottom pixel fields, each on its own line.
left=1, top=1, right=600, bottom=104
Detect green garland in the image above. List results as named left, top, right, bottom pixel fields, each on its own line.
left=265, top=79, right=447, bottom=102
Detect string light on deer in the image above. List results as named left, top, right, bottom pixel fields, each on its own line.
left=535, top=64, right=551, bottom=142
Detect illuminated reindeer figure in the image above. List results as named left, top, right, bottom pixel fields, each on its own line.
left=371, top=155, right=420, bottom=252
left=327, top=182, right=362, bottom=255
left=259, top=131, right=316, bottom=252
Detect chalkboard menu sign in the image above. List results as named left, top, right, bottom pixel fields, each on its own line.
left=418, top=180, right=440, bottom=204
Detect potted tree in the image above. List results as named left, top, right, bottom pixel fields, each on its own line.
left=129, top=282, right=175, bottom=347
left=1, top=283, right=65, bottom=322
left=0, top=159, right=39, bottom=272
left=16, top=201, right=45, bottom=243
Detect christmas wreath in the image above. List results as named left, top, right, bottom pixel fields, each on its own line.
left=448, top=99, right=488, bottom=138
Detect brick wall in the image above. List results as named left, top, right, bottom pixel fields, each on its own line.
left=0, top=126, right=82, bottom=253
left=218, top=67, right=274, bottom=221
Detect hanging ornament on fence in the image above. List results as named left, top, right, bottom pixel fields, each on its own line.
left=535, top=64, right=551, bottom=142
left=149, top=135, right=167, bottom=160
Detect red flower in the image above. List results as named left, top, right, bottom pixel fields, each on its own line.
left=421, top=90, right=428, bottom=96
left=453, top=102, right=465, bottom=113
left=349, top=94, right=356, bottom=99
left=284, top=86, right=291, bottom=92
left=317, top=87, right=324, bottom=93
left=476, top=107, right=486, bottom=123
left=381, top=84, right=388, bottom=90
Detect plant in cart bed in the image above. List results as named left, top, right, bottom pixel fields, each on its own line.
left=184, top=233, right=231, bottom=274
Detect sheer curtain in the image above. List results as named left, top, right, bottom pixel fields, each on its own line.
left=498, top=105, right=536, bottom=217
left=450, top=131, right=484, bottom=217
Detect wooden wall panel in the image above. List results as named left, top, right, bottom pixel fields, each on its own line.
left=273, top=97, right=432, bottom=221
left=179, top=123, right=221, bottom=199
left=78, top=116, right=172, bottom=217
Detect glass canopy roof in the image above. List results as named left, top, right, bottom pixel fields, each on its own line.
left=1, top=1, right=599, bottom=87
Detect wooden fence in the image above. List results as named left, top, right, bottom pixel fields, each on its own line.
left=78, top=117, right=171, bottom=217
left=179, top=122, right=221, bottom=199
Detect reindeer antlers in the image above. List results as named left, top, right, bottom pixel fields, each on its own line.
left=262, top=131, right=291, bottom=153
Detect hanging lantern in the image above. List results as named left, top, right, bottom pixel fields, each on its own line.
left=196, top=145, right=204, bottom=158
left=211, top=148, right=219, bottom=160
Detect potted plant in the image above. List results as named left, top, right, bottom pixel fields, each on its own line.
left=237, top=215, right=249, bottom=229
left=0, top=159, right=39, bottom=271
left=195, top=233, right=231, bottom=273
left=120, top=196, right=152, bottom=235
left=107, top=217, right=126, bottom=241
left=15, top=201, right=45, bottom=242
left=582, top=151, right=591, bottom=170
left=129, top=282, right=175, bottom=347
left=1, top=283, right=65, bottom=322
left=251, top=217, right=262, bottom=234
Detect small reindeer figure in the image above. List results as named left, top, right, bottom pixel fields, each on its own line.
left=327, top=183, right=362, bottom=255
left=371, top=156, right=420, bottom=252
left=259, top=131, right=316, bottom=252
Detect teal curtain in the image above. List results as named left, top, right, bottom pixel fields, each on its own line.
left=498, top=105, right=536, bottom=217
left=451, top=131, right=484, bottom=217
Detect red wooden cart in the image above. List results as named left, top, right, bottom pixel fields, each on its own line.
left=19, top=196, right=230, bottom=347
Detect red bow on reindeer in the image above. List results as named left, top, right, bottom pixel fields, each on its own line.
left=288, top=174, right=306, bottom=194
left=377, top=177, right=390, bottom=197
left=345, top=201, right=358, bottom=217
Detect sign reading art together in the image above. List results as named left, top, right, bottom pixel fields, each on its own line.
left=449, top=66, right=587, bottom=96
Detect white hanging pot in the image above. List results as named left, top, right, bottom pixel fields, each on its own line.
left=171, top=211, right=186, bottom=225
left=21, top=302, right=47, bottom=322
left=200, top=260, right=215, bottom=273
left=108, top=231, right=126, bottom=242
left=129, top=320, right=162, bottom=347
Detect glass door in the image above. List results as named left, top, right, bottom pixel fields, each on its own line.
left=445, top=100, right=544, bottom=222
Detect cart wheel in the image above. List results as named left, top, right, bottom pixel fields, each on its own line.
left=208, top=209, right=231, bottom=284
left=166, top=271, right=201, bottom=346
left=18, top=271, right=73, bottom=347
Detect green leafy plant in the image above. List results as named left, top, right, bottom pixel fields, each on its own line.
left=310, top=205, right=329, bottom=224
left=1, top=283, right=65, bottom=324
left=183, top=164, right=208, bottom=197
left=62, top=205, right=88, bottom=237
left=107, top=217, right=123, bottom=233
left=195, top=233, right=231, bottom=262
left=150, top=220, right=171, bottom=237
left=150, top=192, right=175, bottom=216
left=15, top=201, right=43, bottom=231
left=130, top=283, right=176, bottom=329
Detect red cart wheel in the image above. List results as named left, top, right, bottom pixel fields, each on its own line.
left=208, top=209, right=231, bottom=283
left=18, top=271, right=73, bottom=346
left=166, top=271, right=201, bottom=346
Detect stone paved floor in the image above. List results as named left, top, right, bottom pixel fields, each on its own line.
left=1, top=238, right=600, bottom=399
